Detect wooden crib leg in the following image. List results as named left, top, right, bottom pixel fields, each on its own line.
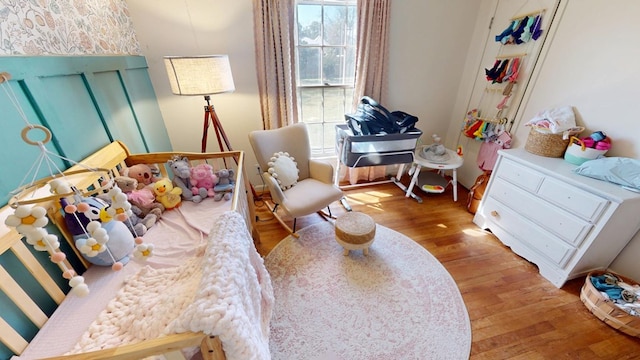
left=201, top=335, right=226, bottom=360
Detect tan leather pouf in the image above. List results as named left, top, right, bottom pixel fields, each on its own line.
left=335, top=212, right=376, bottom=256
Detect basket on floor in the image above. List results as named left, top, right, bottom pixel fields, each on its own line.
left=524, top=127, right=584, bottom=157
left=580, top=270, right=640, bottom=337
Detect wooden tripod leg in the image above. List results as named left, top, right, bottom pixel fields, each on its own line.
left=201, top=107, right=211, bottom=153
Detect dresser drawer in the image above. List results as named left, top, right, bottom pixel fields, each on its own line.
left=537, top=177, right=609, bottom=222
left=490, top=178, right=593, bottom=247
left=482, top=197, right=576, bottom=267
left=496, top=158, right=544, bottom=193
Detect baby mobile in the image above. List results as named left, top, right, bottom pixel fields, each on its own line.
left=1, top=72, right=153, bottom=297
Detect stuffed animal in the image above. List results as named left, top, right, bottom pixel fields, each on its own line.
left=167, top=156, right=203, bottom=203
left=125, top=164, right=158, bottom=190
left=190, top=163, right=217, bottom=198
left=108, top=176, right=161, bottom=236
left=113, top=176, right=164, bottom=218
left=98, top=191, right=154, bottom=238
left=153, top=178, right=182, bottom=210
left=60, top=196, right=134, bottom=267
left=213, top=168, right=234, bottom=201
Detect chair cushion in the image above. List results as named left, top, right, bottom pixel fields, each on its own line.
left=268, top=152, right=299, bottom=190
left=280, top=178, right=344, bottom=218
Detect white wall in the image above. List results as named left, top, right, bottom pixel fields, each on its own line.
left=511, top=0, right=640, bottom=158
left=127, top=0, right=480, bottom=187
left=387, top=0, right=481, bottom=142
left=127, top=0, right=264, bottom=185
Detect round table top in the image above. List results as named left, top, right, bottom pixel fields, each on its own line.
left=414, top=146, right=464, bottom=169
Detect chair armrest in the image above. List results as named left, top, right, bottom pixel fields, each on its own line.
left=309, top=159, right=335, bottom=184
left=262, top=172, right=286, bottom=205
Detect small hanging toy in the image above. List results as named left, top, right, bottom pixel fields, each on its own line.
left=1, top=71, right=153, bottom=297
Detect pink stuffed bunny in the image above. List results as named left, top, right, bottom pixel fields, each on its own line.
left=190, top=163, right=217, bottom=198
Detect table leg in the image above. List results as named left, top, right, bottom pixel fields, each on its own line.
left=452, top=168, right=458, bottom=202
left=406, top=164, right=421, bottom=198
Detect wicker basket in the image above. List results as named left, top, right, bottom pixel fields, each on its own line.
left=580, top=270, right=640, bottom=337
left=524, top=127, right=584, bottom=158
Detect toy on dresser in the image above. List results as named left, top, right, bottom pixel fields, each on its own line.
left=564, top=131, right=612, bottom=165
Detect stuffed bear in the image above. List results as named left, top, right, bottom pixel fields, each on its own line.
left=190, top=163, right=217, bottom=199
left=167, top=156, right=204, bottom=203
left=213, top=168, right=234, bottom=201
left=153, top=178, right=182, bottom=210
left=124, top=164, right=158, bottom=190
left=113, top=176, right=164, bottom=218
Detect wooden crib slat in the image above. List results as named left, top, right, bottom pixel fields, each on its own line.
left=0, top=229, right=23, bottom=255
left=0, top=317, right=29, bottom=354
left=0, top=267, right=48, bottom=327
left=12, top=240, right=66, bottom=304
left=66, top=141, right=130, bottom=173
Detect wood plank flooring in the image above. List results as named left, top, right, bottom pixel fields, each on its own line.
left=252, top=178, right=640, bottom=359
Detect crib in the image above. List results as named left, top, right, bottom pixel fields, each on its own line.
left=0, top=141, right=270, bottom=360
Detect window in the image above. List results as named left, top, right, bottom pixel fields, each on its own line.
left=295, top=0, right=357, bottom=157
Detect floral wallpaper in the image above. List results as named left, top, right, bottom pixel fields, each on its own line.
left=0, top=0, right=141, bottom=55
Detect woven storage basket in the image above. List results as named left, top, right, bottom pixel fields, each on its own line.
left=580, top=270, right=640, bottom=337
left=524, top=127, right=584, bottom=158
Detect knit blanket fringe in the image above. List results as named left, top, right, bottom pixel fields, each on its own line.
left=67, top=211, right=274, bottom=360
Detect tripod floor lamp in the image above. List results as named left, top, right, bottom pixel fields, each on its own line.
left=164, top=55, right=259, bottom=199
left=164, top=55, right=235, bottom=154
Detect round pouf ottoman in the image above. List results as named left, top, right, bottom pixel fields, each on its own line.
left=335, top=212, right=376, bottom=256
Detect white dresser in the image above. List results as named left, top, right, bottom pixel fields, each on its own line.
left=473, top=149, right=640, bottom=287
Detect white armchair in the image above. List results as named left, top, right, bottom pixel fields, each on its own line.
left=249, top=123, right=343, bottom=237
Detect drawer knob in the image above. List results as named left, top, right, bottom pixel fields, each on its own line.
left=490, top=210, right=499, bottom=217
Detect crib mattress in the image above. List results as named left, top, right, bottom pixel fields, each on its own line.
left=13, top=199, right=231, bottom=360
left=335, top=124, right=422, bottom=167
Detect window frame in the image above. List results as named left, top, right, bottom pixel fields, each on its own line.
left=294, top=0, right=357, bottom=157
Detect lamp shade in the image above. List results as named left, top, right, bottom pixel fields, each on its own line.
left=164, top=55, right=235, bottom=96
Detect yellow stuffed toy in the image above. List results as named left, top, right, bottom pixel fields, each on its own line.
left=153, top=178, right=182, bottom=210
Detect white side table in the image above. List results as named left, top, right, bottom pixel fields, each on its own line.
left=400, top=146, right=464, bottom=203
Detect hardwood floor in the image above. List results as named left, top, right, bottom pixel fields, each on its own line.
left=252, top=178, right=640, bottom=359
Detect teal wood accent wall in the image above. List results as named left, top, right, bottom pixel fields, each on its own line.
left=0, top=56, right=171, bottom=359
left=0, top=55, right=172, bottom=207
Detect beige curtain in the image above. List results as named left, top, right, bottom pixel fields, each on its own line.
left=252, top=0, right=298, bottom=130
left=340, top=0, right=391, bottom=185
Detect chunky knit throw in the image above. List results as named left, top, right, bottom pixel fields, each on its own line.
left=67, top=211, right=274, bottom=360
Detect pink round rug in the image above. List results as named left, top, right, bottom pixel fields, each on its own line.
left=265, top=220, right=471, bottom=360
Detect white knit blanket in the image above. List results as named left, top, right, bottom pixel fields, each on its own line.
left=67, top=211, right=274, bottom=360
